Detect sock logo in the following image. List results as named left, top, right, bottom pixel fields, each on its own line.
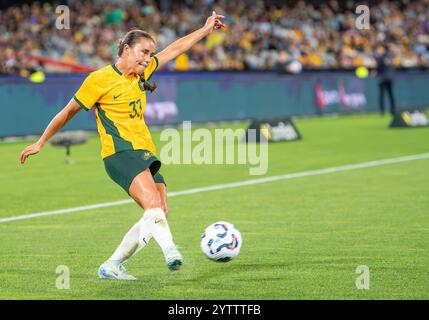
left=154, top=218, right=163, bottom=224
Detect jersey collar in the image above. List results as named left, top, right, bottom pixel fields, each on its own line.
left=111, top=64, right=122, bottom=76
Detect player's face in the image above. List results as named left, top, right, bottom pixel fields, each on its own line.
left=129, top=38, right=156, bottom=75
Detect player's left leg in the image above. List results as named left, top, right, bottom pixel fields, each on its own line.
left=129, top=170, right=182, bottom=271
left=155, top=174, right=168, bottom=217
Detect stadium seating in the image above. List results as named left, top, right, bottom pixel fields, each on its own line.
left=0, top=0, right=428, bottom=74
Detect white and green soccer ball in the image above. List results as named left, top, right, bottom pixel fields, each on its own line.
left=200, top=221, right=242, bottom=262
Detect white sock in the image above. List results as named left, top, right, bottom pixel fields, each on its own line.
left=143, top=208, right=175, bottom=253
left=109, top=219, right=152, bottom=263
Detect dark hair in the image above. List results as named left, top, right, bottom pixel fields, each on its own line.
left=140, top=78, right=157, bottom=93
left=118, top=29, right=157, bottom=93
left=118, top=29, right=156, bottom=56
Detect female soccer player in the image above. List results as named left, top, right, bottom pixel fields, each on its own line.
left=19, top=11, right=225, bottom=280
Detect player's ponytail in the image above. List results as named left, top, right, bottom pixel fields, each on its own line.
left=140, top=77, right=157, bottom=93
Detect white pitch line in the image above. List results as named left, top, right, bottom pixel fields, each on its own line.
left=1, top=152, right=429, bottom=224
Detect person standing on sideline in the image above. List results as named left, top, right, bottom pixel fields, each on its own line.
left=373, top=45, right=396, bottom=116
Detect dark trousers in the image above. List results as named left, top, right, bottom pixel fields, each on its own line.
left=379, top=79, right=396, bottom=115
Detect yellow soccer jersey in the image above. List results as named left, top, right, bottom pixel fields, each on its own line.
left=73, top=56, right=158, bottom=159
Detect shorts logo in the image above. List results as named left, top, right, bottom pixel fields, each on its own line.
left=143, top=151, right=152, bottom=160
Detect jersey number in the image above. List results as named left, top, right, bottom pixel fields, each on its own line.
left=129, top=99, right=142, bottom=119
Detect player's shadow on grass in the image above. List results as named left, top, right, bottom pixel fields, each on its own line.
left=187, top=261, right=286, bottom=284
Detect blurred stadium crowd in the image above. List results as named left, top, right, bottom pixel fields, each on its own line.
left=1, top=0, right=429, bottom=74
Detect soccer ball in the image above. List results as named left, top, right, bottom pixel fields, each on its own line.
left=200, top=221, right=242, bottom=262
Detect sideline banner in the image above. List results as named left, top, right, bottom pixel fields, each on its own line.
left=1, top=71, right=429, bottom=136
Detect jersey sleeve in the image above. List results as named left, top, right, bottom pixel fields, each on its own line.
left=144, top=56, right=159, bottom=82
left=73, top=73, right=104, bottom=111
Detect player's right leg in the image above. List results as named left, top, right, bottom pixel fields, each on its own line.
left=129, top=169, right=183, bottom=271
left=98, top=218, right=151, bottom=280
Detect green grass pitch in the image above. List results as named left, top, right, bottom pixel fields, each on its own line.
left=0, top=113, right=428, bottom=299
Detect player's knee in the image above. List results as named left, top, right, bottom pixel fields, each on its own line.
left=150, top=192, right=162, bottom=209
left=142, top=189, right=162, bottom=209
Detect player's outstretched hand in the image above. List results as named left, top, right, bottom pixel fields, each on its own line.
left=203, top=11, right=225, bottom=34
left=20, top=143, right=42, bottom=164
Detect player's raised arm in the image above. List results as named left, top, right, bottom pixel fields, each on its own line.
left=155, top=11, right=225, bottom=69
left=19, top=99, right=82, bottom=164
